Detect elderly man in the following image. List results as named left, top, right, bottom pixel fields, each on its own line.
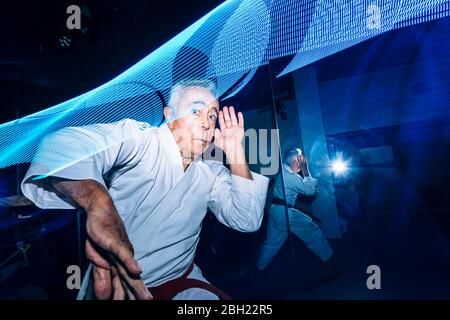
left=21, top=79, right=269, bottom=300
left=256, top=148, right=336, bottom=275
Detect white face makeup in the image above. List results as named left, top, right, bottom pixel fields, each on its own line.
left=166, top=86, right=219, bottom=161
left=170, top=85, right=217, bottom=114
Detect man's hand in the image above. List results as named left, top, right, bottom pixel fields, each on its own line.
left=214, top=106, right=244, bottom=159
left=51, top=178, right=152, bottom=300
left=85, top=208, right=152, bottom=300
left=214, top=106, right=252, bottom=180
left=298, top=155, right=310, bottom=177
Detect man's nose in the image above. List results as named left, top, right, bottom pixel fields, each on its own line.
left=200, top=114, right=210, bottom=130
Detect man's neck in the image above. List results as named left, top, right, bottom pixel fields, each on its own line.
left=167, top=125, right=193, bottom=172
left=182, top=157, right=193, bottom=171
left=286, top=163, right=297, bottom=173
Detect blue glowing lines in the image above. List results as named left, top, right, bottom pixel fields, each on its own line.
left=211, top=0, right=270, bottom=99
left=0, top=0, right=448, bottom=174
left=278, top=0, right=450, bottom=76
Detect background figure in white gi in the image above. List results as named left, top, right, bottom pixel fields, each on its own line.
left=21, top=79, right=269, bottom=300
left=256, top=148, right=336, bottom=276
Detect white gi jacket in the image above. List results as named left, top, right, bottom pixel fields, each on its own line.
left=21, top=119, right=269, bottom=286
left=273, top=164, right=318, bottom=206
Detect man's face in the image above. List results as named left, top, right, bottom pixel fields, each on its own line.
left=165, top=86, right=219, bottom=160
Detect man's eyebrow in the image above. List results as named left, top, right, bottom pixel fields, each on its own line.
left=190, top=101, right=218, bottom=114
left=191, top=100, right=206, bottom=106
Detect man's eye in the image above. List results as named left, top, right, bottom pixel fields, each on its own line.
left=209, top=114, right=217, bottom=121
left=191, top=108, right=200, bottom=115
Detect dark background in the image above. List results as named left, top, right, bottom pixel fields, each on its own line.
left=1, top=1, right=449, bottom=299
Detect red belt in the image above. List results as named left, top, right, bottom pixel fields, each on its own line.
left=147, top=264, right=232, bottom=300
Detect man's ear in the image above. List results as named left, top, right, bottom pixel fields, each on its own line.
left=163, top=107, right=173, bottom=126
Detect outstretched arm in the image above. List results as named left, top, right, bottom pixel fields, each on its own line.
left=50, top=178, right=152, bottom=300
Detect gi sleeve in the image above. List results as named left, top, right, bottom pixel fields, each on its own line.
left=207, top=166, right=269, bottom=232
left=21, top=119, right=151, bottom=209
left=292, top=175, right=318, bottom=197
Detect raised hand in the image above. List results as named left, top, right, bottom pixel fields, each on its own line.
left=214, top=106, right=244, bottom=163
left=214, top=106, right=252, bottom=179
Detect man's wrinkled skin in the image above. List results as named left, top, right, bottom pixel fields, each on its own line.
left=51, top=177, right=152, bottom=300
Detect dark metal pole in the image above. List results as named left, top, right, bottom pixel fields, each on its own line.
left=76, top=211, right=82, bottom=268
left=267, top=62, right=296, bottom=267
left=16, top=109, right=20, bottom=196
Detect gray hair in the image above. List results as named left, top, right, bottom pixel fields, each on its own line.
left=168, top=79, right=217, bottom=118
left=284, top=148, right=302, bottom=165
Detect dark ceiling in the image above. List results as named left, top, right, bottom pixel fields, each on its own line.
left=0, top=0, right=223, bottom=120
left=1, top=1, right=448, bottom=123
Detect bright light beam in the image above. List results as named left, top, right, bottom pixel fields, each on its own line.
left=331, top=156, right=350, bottom=176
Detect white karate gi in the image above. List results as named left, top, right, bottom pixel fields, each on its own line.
left=21, top=119, right=269, bottom=299
left=256, top=164, right=333, bottom=270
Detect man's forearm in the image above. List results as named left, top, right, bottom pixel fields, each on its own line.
left=227, top=147, right=252, bottom=180
left=302, top=167, right=311, bottom=177
left=50, top=177, right=149, bottom=300
left=50, top=177, right=116, bottom=214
